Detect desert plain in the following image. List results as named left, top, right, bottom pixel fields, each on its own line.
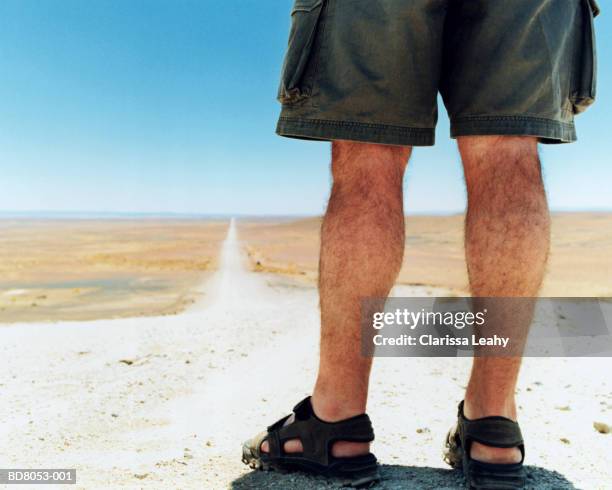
left=240, top=212, right=612, bottom=297
left=2, top=213, right=611, bottom=324
left=0, top=219, right=228, bottom=323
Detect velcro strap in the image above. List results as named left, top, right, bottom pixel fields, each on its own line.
left=266, top=429, right=282, bottom=458
left=324, top=415, right=375, bottom=442
left=463, top=417, right=524, bottom=448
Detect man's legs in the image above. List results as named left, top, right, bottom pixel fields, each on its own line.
left=458, top=136, right=550, bottom=463
left=262, top=140, right=411, bottom=456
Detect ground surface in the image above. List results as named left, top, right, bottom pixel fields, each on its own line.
left=1, top=220, right=611, bottom=489
left=239, top=213, right=612, bottom=296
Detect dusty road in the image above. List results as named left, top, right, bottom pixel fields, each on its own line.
left=1, top=220, right=610, bottom=489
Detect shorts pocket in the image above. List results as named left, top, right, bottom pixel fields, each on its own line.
left=570, top=0, right=598, bottom=114
left=588, top=0, right=600, bottom=17
left=277, top=0, right=326, bottom=104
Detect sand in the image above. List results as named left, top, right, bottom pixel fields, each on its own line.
left=1, top=220, right=610, bottom=489
left=0, top=219, right=228, bottom=323
left=238, top=213, right=612, bottom=297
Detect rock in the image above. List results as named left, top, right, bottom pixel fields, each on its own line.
left=560, top=438, right=570, bottom=444
left=111, top=413, right=119, bottom=418
left=593, top=421, right=611, bottom=434
left=119, top=359, right=134, bottom=365
left=134, top=473, right=148, bottom=480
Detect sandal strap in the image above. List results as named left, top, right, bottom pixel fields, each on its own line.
left=266, top=397, right=375, bottom=466
left=458, top=401, right=525, bottom=455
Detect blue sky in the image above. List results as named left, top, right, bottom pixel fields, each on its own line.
left=0, top=0, right=610, bottom=216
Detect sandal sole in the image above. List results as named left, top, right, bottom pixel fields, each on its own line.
left=242, top=443, right=380, bottom=488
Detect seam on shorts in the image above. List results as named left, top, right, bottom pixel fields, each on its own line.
left=450, top=115, right=576, bottom=143
left=537, top=10, right=572, bottom=112
left=276, top=116, right=435, bottom=146
left=309, top=0, right=333, bottom=109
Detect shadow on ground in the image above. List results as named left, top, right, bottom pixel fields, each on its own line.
left=231, top=464, right=577, bottom=489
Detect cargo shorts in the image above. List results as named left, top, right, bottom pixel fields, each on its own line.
left=276, top=0, right=599, bottom=146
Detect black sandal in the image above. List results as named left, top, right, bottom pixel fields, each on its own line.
left=242, top=397, right=380, bottom=488
left=444, top=401, right=526, bottom=489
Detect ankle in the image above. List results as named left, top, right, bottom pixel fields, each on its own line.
left=463, top=396, right=517, bottom=421
left=311, top=389, right=367, bottom=422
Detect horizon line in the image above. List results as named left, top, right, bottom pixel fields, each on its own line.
left=1, top=208, right=612, bottom=220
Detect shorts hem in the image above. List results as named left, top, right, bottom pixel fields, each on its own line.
left=451, top=115, right=576, bottom=144
left=276, top=116, right=435, bottom=146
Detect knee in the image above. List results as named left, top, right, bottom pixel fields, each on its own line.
left=459, top=136, right=546, bottom=209
left=331, top=140, right=411, bottom=190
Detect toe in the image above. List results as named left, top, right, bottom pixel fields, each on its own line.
left=260, top=439, right=269, bottom=453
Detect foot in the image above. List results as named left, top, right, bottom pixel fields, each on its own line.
left=463, top=399, right=522, bottom=464
left=259, top=397, right=370, bottom=458
left=242, top=397, right=380, bottom=487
